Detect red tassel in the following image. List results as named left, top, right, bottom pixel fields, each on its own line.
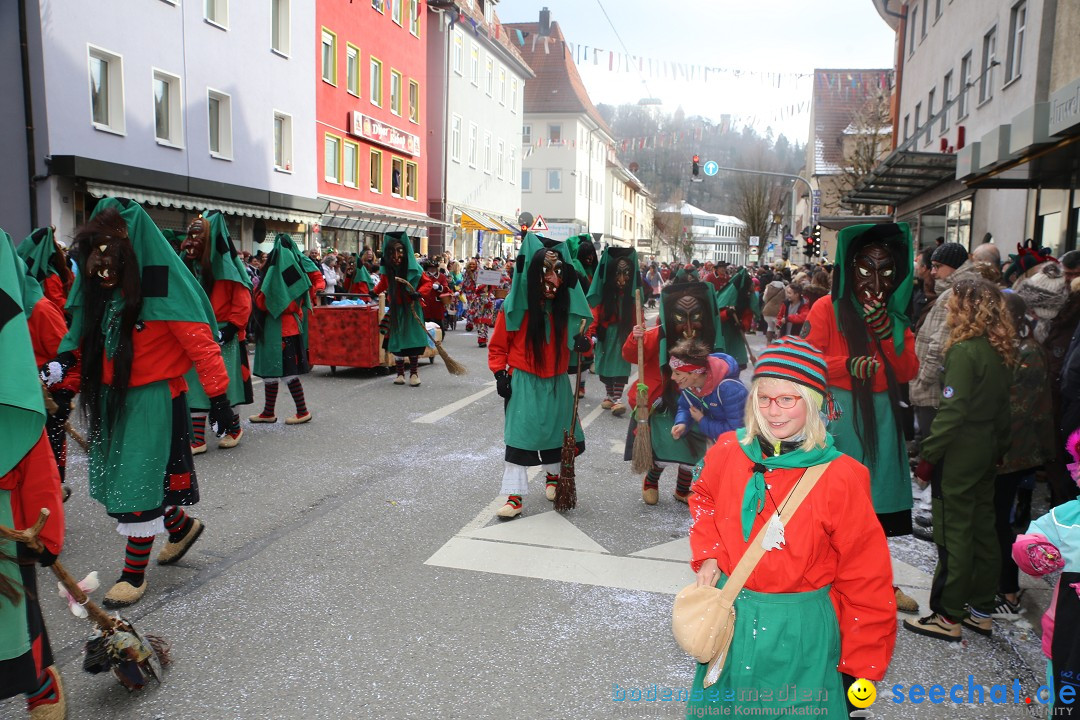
left=825, top=393, right=842, bottom=422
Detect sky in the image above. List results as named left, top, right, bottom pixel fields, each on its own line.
left=494, top=0, right=897, bottom=142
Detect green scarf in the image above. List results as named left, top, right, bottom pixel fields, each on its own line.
left=831, top=222, right=913, bottom=352
left=17, top=226, right=59, bottom=284
left=734, top=427, right=842, bottom=541
left=502, top=233, right=592, bottom=349
left=0, top=229, right=46, bottom=476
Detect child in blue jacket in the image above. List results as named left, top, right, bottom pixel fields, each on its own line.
left=669, top=338, right=748, bottom=442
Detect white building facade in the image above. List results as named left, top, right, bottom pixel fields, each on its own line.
left=662, top=202, right=749, bottom=265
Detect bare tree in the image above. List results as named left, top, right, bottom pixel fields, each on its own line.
left=655, top=192, right=694, bottom=263
left=823, top=88, right=892, bottom=216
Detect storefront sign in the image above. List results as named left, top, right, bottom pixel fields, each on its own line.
left=1049, top=76, right=1080, bottom=136
left=348, top=112, right=421, bottom=157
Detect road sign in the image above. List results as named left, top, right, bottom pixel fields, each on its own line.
left=703, top=161, right=719, bottom=176
left=530, top=214, right=549, bottom=232
left=783, top=233, right=794, bottom=242
left=748, top=236, right=760, bottom=247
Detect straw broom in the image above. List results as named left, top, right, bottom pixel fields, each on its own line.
left=555, top=319, right=588, bottom=513
left=396, top=278, right=468, bottom=376
left=631, top=289, right=653, bottom=474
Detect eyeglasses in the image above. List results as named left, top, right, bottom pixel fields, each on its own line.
left=757, top=394, right=802, bottom=409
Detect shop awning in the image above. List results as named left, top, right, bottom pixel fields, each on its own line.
left=460, top=210, right=516, bottom=235
left=320, top=199, right=452, bottom=234
left=844, top=150, right=957, bottom=207
left=86, top=181, right=324, bottom=225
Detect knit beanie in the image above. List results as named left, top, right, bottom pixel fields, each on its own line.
left=753, top=336, right=828, bottom=395
left=931, top=242, right=968, bottom=269
left=1014, top=262, right=1067, bottom=321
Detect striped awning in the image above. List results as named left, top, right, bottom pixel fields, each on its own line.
left=86, top=181, right=324, bottom=225
left=460, top=209, right=515, bottom=235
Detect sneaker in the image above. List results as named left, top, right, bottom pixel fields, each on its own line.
left=248, top=413, right=277, bottom=423
left=27, top=665, right=65, bottom=720
left=393, top=374, right=406, bottom=385
left=545, top=482, right=558, bottom=501
left=903, top=613, right=961, bottom=642
left=895, top=587, right=920, bottom=614
left=642, top=486, right=659, bottom=505
left=914, top=514, right=932, bottom=528
left=285, top=412, right=312, bottom=425
left=611, top=402, right=627, bottom=417
left=103, top=578, right=147, bottom=608
left=409, top=374, right=421, bottom=387
left=962, top=614, right=993, bottom=636
left=672, top=490, right=691, bottom=504
left=992, top=593, right=1023, bottom=619
left=495, top=501, right=522, bottom=520
left=190, top=442, right=208, bottom=455
left=478, top=340, right=487, bottom=348
left=601, top=399, right=614, bottom=410
left=218, top=428, right=243, bottom=449
left=157, top=518, right=205, bottom=565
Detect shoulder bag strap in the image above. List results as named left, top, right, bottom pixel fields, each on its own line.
left=718, top=461, right=832, bottom=605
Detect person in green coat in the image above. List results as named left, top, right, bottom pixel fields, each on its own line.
left=907, top=278, right=1014, bottom=641
left=371, top=232, right=432, bottom=386
left=586, top=247, right=638, bottom=416
left=565, top=234, right=598, bottom=397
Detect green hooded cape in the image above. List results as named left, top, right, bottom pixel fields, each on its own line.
left=59, top=197, right=218, bottom=354
left=831, top=222, right=913, bottom=352
left=501, top=233, right=591, bottom=351
left=565, top=233, right=597, bottom=286
left=713, top=267, right=760, bottom=365
left=379, top=232, right=430, bottom=353
left=189, top=211, right=253, bottom=292
left=254, top=233, right=313, bottom=377
left=347, top=253, right=373, bottom=291
left=586, top=247, right=639, bottom=378
left=585, top=246, right=639, bottom=308
left=17, top=226, right=60, bottom=285
left=11, top=247, right=44, bottom=319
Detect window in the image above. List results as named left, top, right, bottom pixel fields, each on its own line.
left=903, top=114, right=910, bottom=141
left=409, top=0, right=420, bottom=36
left=509, top=148, right=516, bottom=184
left=925, top=88, right=935, bottom=145
left=342, top=141, right=358, bottom=187
left=548, top=124, right=561, bottom=144
left=522, top=124, right=531, bottom=146
left=522, top=169, right=532, bottom=191
left=499, top=69, right=506, bottom=105
left=935, top=0, right=943, bottom=20
left=321, top=29, right=337, bottom=85
left=921, top=0, right=928, bottom=37
left=483, top=131, right=492, bottom=174
left=547, top=169, right=561, bottom=192
left=510, top=78, right=518, bottom=112
left=370, top=57, right=383, bottom=106
left=391, top=0, right=402, bottom=25
left=1006, top=1, right=1026, bottom=84
left=908, top=6, right=918, bottom=56
left=496, top=140, right=505, bottom=178
left=405, top=162, right=417, bottom=200
left=153, top=70, right=182, bottom=146
left=390, top=69, right=402, bottom=115
left=88, top=46, right=124, bottom=133
left=324, top=134, right=341, bottom=183
left=451, top=115, right=462, bottom=162
left=370, top=149, right=383, bottom=192
left=271, top=0, right=290, bottom=54
left=408, top=80, right=419, bottom=123
left=468, top=123, right=478, bottom=167
left=274, top=111, right=293, bottom=171
left=958, top=52, right=972, bottom=119
left=372, top=0, right=384, bottom=12
left=470, top=44, right=479, bottom=86
left=208, top=89, right=232, bottom=158
left=453, top=32, right=463, bottom=75
left=391, top=157, right=403, bottom=196
left=941, top=72, right=952, bottom=132
left=485, top=56, right=494, bottom=96
left=205, top=0, right=228, bottom=27
left=346, top=45, right=360, bottom=96
left=979, top=27, right=997, bottom=104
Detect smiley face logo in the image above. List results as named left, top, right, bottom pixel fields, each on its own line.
left=847, top=678, right=876, bottom=708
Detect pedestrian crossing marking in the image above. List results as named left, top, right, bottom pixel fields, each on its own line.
left=464, top=510, right=610, bottom=553
left=629, top=537, right=689, bottom=562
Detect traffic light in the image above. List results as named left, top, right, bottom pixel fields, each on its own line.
left=804, top=236, right=814, bottom=257
left=811, top=224, right=821, bottom=257
left=692, top=155, right=700, bottom=176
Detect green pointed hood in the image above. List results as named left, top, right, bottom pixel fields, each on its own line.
left=566, top=233, right=597, bottom=281
left=0, top=229, right=46, bottom=476
left=831, top=222, right=913, bottom=351
left=10, top=243, right=44, bottom=319
left=196, top=210, right=253, bottom=290
left=260, top=233, right=314, bottom=317
left=348, top=253, right=373, bottom=289
left=17, top=226, right=60, bottom=284
left=714, top=266, right=760, bottom=317
left=586, top=246, right=639, bottom=308
left=502, top=233, right=591, bottom=348
left=379, top=232, right=422, bottom=290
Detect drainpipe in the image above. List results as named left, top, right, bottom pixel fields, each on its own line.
left=19, top=0, right=40, bottom=229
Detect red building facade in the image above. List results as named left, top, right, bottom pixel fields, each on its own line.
left=316, top=0, right=429, bottom=252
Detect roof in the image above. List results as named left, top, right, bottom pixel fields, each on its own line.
left=844, top=149, right=957, bottom=206
left=450, top=1, right=534, bottom=78
left=502, top=20, right=613, bottom=137
left=811, top=68, right=893, bottom=176
left=658, top=202, right=746, bottom=226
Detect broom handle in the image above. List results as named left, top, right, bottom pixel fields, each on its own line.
left=569, top=318, right=587, bottom=430
left=635, top=289, right=645, bottom=370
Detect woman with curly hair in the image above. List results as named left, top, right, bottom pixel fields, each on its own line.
left=906, top=278, right=1016, bottom=642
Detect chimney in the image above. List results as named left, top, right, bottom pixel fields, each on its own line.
left=540, top=7, right=551, bottom=36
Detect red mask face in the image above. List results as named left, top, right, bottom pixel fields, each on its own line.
left=181, top=218, right=208, bottom=261
left=390, top=243, right=405, bottom=266
left=614, top=259, right=632, bottom=291
left=672, top=295, right=704, bottom=339
left=852, top=243, right=896, bottom=306
left=542, top=251, right=562, bottom=299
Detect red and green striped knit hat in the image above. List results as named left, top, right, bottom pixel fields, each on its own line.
left=752, top=336, right=841, bottom=419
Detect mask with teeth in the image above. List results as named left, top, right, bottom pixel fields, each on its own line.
left=542, top=251, right=563, bottom=299
left=181, top=217, right=209, bottom=262
left=672, top=295, right=705, bottom=340
left=614, top=258, right=632, bottom=291
left=852, top=243, right=896, bottom=307
left=85, top=226, right=130, bottom=290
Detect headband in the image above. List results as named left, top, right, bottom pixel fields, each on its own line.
left=669, top=356, right=707, bottom=374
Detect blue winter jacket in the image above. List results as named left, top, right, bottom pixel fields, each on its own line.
left=675, top=352, right=748, bottom=440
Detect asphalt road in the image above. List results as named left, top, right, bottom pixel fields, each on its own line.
left=0, top=322, right=1058, bottom=720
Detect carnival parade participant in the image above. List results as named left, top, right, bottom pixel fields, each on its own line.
left=587, top=247, right=639, bottom=416
left=567, top=235, right=598, bottom=397
left=371, top=232, right=432, bottom=386
left=623, top=282, right=719, bottom=505
left=489, top=233, right=592, bottom=518
left=49, top=197, right=231, bottom=608
left=462, top=258, right=496, bottom=347
left=339, top=252, right=374, bottom=296
left=713, top=266, right=759, bottom=369
left=804, top=222, right=921, bottom=613
left=668, top=338, right=746, bottom=443
left=687, top=337, right=895, bottom=717
left=250, top=233, right=323, bottom=424
left=0, top=228, right=68, bottom=718
left=17, top=226, right=72, bottom=317
left=180, top=212, right=253, bottom=453
left=420, top=259, right=451, bottom=329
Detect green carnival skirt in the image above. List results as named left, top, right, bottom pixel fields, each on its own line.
left=504, top=369, right=584, bottom=451
left=650, top=408, right=707, bottom=465
left=686, top=578, right=846, bottom=719
left=185, top=335, right=253, bottom=409
left=594, top=329, right=631, bottom=379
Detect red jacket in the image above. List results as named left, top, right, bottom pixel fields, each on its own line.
left=42, top=273, right=70, bottom=316
left=98, top=319, right=228, bottom=399
left=208, top=279, right=252, bottom=340
left=372, top=272, right=433, bottom=309
left=28, top=298, right=80, bottom=393
left=621, top=322, right=664, bottom=410
left=775, top=299, right=809, bottom=329
left=488, top=310, right=569, bottom=378
left=804, top=295, right=918, bottom=392
left=690, top=433, right=896, bottom=680
left=420, top=272, right=450, bottom=322
left=1, top=432, right=65, bottom=556
left=254, top=269, right=322, bottom=337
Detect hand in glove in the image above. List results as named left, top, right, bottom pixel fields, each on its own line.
left=573, top=333, right=591, bottom=354
left=207, top=393, right=234, bottom=436
left=35, top=548, right=58, bottom=567
left=218, top=323, right=239, bottom=345
left=847, top=355, right=880, bottom=380
left=495, top=369, right=512, bottom=399
left=40, top=351, right=76, bottom=387
left=863, top=302, right=893, bottom=340
left=914, top=459, right=935, bottom=484
left=719, top=306, right=738, bottom=325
